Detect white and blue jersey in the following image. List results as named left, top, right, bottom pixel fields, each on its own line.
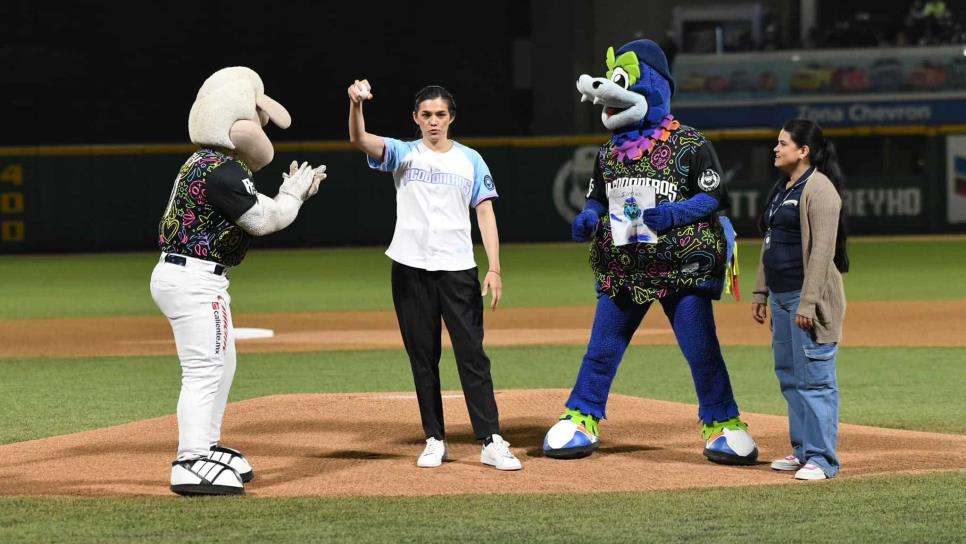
left=368, top=138, right=498, bottom=271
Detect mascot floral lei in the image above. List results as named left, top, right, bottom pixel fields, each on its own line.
left=542, top=39, right=757, bottom=465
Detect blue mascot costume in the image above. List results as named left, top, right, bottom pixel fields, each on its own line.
left=543, top=39, right=758, bottom=465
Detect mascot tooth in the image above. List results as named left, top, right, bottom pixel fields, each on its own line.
left=543, top=39, right=756, bottom=466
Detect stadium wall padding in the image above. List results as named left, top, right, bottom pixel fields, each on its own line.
left=0, top=140, right=958, bottom=254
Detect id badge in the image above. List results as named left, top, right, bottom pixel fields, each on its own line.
left=763, top=229, right=771, bottom=250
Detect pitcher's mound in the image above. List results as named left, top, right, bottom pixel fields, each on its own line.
left=0, top=389, right=963, bottom=497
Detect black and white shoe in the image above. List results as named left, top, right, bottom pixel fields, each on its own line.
left=208, top=444, right=254, bottom=483
left=170, top=458, right=244, bottom=496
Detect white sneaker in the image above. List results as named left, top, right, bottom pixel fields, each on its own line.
left=170, top=458, right=244, bottom=496
left=794, top=463, right=828, bottom=480
left=771, top=454, right=802, bottom=471
left=209, top=445, right=254, bottom=482
left=481, top=434, right=523, bottom=471
left=416, top=437, right=448, bottom=468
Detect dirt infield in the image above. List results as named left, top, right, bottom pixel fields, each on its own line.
left=1, top=389, right=964, bottom=498
left=0, top=300, right=963, bottom=497
left=2, top=300, right=965, bottom=358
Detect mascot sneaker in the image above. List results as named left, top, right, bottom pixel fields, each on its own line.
left=416, top=438, right=448, bottom=468
left=543, top=409, right=600, bottom=459
left=702, top=417, right=759, bottom=465
left=170, top=458, right=244, bottom=496
left=481, top=434, right=522, bottom=470
left=208, top=444, right=254, bottom=482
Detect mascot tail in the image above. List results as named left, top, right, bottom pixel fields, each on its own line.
left=720, top=216, right=740, bottom=302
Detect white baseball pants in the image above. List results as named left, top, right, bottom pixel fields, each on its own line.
left=150, top=253, right=236, bottom=462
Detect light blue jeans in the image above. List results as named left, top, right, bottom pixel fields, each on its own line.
left=770, top=290, right=840, bottom=477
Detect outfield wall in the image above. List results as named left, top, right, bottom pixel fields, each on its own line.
left=1, top=129, right=963, bottom=254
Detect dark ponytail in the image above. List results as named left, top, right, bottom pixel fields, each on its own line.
left=777, top=119, right=850, bottom=273
left=819, top=138, right=850, bottom=272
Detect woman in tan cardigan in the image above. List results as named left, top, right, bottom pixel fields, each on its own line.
left=752, top=119, right=849, bottom=481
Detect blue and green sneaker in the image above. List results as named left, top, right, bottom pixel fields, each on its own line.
left=702, top=416, right=758, bottom=465
left=543, top=408, right=600, bottom=459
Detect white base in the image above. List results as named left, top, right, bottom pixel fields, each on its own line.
left=234, top=327, right=274, bottom=339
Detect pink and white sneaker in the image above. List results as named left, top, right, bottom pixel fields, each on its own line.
left=794, top=463, right=828, bottom=480
left=770, top=454, right=801, bottom=471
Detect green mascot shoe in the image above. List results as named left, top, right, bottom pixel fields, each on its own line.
left=543, top=409, right=601, bottom=459
left=702, top=417, right=758, bottom=465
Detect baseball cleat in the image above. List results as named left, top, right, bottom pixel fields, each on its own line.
left=702, top=417, right=759, bottom=466
left=208, top=444, right=254, bottom=482
left=543, top=409, right=600, bottom=459
left=170, top=458, right=245, bottom=496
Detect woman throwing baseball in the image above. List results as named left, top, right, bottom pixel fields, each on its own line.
left=346, top=79, right=521, bottom=471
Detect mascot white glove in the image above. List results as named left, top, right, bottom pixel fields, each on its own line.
left=280, top=161, right=326, bottom=202
left=236, top=160, right=327, bottom=236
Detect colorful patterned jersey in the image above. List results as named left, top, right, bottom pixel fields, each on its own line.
left=158, top=148, right=257, bottom=267
left=587, top=124, right=728, bottom=303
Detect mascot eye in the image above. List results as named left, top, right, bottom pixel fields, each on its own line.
left=610, top=67, right=631, bottom=89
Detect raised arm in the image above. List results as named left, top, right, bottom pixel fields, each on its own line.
left=347, top=79, right=386, bottom=160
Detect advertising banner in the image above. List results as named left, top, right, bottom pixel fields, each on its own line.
left=673, top=45, right=966, bottom=128
left=0, top=139, right=951, bottom=254
left=946, top=135, right=966, bottom=223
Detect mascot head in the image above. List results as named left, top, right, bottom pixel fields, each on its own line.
left=576, top=39, right=674, bottom=137
left=188, top=66, right=291, bottom=172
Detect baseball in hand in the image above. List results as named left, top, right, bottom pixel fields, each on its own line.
left=356, top=85, right=370, bottom=99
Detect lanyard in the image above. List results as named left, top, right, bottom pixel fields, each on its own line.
left=767, top=168, right=814, bottom=225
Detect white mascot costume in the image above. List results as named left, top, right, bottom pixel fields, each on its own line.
left=150, top=67, right=325, bottom=496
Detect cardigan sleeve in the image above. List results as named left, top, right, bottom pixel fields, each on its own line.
left=752, top=242, right=769, bottom=304
left=797, top=176, right=841, bottom=319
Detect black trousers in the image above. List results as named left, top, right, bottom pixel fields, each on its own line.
left=391, top=261, right=500, bottom=441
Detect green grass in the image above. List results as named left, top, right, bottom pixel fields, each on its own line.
left=2, top=345, right=964, bottom=444
left=1, top=472, right=964, bottom=543
left=1, top=237, right=964, bottom=542
left=2, top=236, right=965, bottom=318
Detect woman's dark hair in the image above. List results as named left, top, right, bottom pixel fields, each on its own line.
left=413, top=85, right=456, bottom=116
left=760, top=118, right=850, bottom=273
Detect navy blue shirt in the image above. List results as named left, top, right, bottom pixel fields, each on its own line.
left=762, top=167, right=814, bottom=293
